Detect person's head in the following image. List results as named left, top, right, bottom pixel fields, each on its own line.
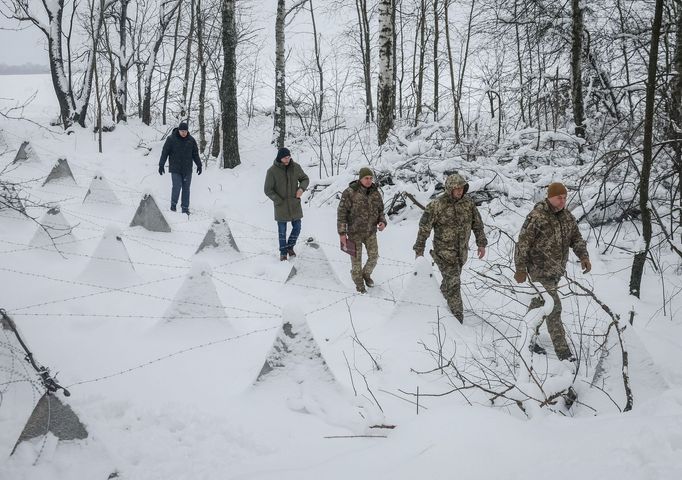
left=178, top=121, right=188, bottom=138
left=547, top=182, right=568, bottom=211
left=358, top=167, right=374, bottom=188
left=444, top=173, right=468, bottom=200
left=276, top=147, right=291, bottom=165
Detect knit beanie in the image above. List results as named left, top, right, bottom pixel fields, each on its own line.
left=276, top=147, right=291, bottom=162
left=358, top=167, right=373, bottom=179
left=547, top=182, right=568, bottom=198
left=178, top=121, right=188, bottom=131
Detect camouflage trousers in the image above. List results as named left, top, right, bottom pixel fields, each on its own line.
left=528, top=277, right=572, bottom=360
left=349, top=233, right=379, bottom=288
left=431, top=249, right=463, bottom=322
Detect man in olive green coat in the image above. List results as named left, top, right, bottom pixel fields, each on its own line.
left=413, top=173, right=487, bottom=323
left=337, top=167, right=387, bottom=293
left=264, top=148, right=310, bottom=260
left=514, top=182, right=591, bottom=361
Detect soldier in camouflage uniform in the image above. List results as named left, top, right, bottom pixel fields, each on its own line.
left=337, top=167, right=387, bottom=293
left=514, top=182, right=592, bottom=361
left=413, top=174, right=487, bottom=323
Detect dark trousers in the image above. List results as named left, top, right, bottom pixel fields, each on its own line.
left=171, top=172, right=192, bottom=210
left=277, top=219, right=301, bottom=255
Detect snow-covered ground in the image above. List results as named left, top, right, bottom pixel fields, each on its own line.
left=1, top=74, right=682, bottom=480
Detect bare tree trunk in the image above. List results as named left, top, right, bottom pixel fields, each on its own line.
left=115, top=0, right=130, bottom=122
left=457, top=0, right=475, bottom=136
left=162, top=9, right=182, bottom=125
left=142, top=0, right=181, bottom=125
left=221, top=0, right=241, bottom=168
left=630, top=0, right=664, bottom=297
left=571, top=0, right=586, bottom=139
left=355, top=0, right=373, bottom=123
left=414, top=0, right=426, bottom=125
left=672, top=0, right=682, bottom=237
left=377, top=0, right=395, bottom=145
left=433, top=0, right=439, bottom=121
left=273, top=0, right=287, bottom=147
left=310, top=0, right=325, bottom=175
left=514, top=0, right=526, bottom=125
left=444, top=0, right=460, bottom=142
left=197, top=0, right=207, bottom=153
left=181, top=0, right=196, bottom=119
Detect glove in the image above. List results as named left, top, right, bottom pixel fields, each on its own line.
left=514, top=270, right=527, bottom=283
left=581, top=258, right=592, bottom=274
left=197, top=165, right=202, bottom=175
left=158, top=165, right=165, bottom=175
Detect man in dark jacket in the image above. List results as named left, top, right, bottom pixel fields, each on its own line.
left=514, top=182, right=591, bottom=361
left=264, top=147, right=310, bottom=261
left=337, top=167, right=387, bottom=293
left=158, top=121, right=202, bottom=214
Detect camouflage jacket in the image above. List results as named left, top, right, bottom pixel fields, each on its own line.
left=337, top=181, right=387, bottom=238
left=515, top=200, right=589, bottom=279
left=413, top=194, right=487, bottom=265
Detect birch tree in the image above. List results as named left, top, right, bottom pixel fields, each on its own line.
left=377, top=0, right=395, bottom=145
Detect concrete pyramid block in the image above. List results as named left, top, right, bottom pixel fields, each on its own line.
left=42, top=158, right=76, bottom=186
left=396, top=256, right=447, bottom=308
left=80, top=226, right=138, bottom=287
left=29, top=205, right=75, bottom=247
left=285, top=237, right=339, bottom=285
left=12, top=141, right=35, bottom=164
left=129, top=194, right=171, bottom=232
left=0, top=182, right=26, bottom=215
left=253, top=306, right=381, bottom=428
left=83, top=173, right=120, bottom=205
left=256, top=305, right=336, bottom=384
left=164, top=262, right=228, bottom=322
left=195, top=217, right=240, bottom=255
left=11, top=393, right=88, bottom=455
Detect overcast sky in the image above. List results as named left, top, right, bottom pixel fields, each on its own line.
left=0, top=19, right=48, bottom=66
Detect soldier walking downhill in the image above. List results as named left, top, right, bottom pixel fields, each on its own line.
left=413, top=174, right=487, bottom=323
left=264, top=147, right=310, bottom=261
left=514, top=182, right=592, bottom=361
left=337, top=167, right=387, bottom=293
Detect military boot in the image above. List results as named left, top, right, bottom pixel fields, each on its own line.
left=356, top=283, right=367, bottom=294
left=363, top=274, right=374, bottom=288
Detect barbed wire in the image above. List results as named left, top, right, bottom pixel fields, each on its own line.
left=64, top=326, right=279, bottom=389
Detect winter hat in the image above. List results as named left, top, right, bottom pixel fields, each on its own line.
left=547, top=182, right=568, bottom=198
left=445, top=173, right=469, bottom=193
left=276, top=147, right=291, bottom=162
left=358, top=167, right=373, bottom=179
left=178, top=121, right=189, bottom=131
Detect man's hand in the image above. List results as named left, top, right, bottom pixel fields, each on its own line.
left=477, top=246, right=486, bottom=259
left=377, top=222, right=386, bottom=232
left=514, top=271, right=527, bottom=283
left=296, top=188, right=303, bottom=199
left=158, top=165, right=165, bottom=175
left=197, top=165, right=202, bottom=175
left=581, top=258, right=592, bottom=274
left=339, top=234, right=347, bottom=248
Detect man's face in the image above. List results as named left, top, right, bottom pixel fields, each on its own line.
left=548, top=194, right=567, bottom=211
left=360, top=175, right=373, bottom=188
left=280, top=155, right=291, bottom=165
left=451, top=186, right=464, bottom=199
left=179, top=129, right=188, bottom=138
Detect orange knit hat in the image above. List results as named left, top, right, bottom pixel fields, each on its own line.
left=547, top=182, right=568, bottom=198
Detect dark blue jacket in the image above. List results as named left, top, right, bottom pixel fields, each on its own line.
left=159, top=128, right=201, bottom=175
